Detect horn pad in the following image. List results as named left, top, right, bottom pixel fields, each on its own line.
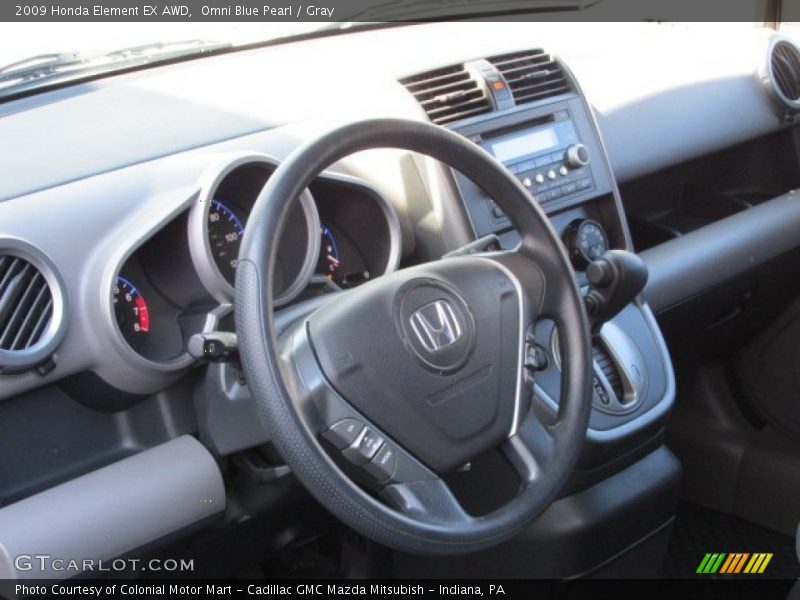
left=307, top=257, right=523, bottom=474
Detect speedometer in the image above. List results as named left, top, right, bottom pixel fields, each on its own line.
left=189, top=154, right=321, bottom=307
left=208, top=199, right=244, bottom=285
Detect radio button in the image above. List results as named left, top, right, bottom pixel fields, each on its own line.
left=559, top=166, right=569, bottom=176
left=562, top=182, right=578, bottom=195
left=547, top=170, right=557, bottom=180
left=576, top=178, right=592, bottom=190
left=522, top=177, right=532, bottom=188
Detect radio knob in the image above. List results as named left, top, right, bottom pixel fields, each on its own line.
left=547, top=170, right=557, bottom=180
left=522, top=177, right=532, bottom=188
left=566, top=144, right=590, bottom=168
left=534, top=173, right=545, bottom=184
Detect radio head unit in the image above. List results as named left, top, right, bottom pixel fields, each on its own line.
left=450, top=97, right=612, bottom=239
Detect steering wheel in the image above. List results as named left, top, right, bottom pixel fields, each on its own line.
left=235, top=119, right=592, bottom=555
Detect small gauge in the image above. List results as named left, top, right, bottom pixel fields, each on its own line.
left=208, top=199, right=245, bottom=285
left=316, top=225, right=341, bottom=280
left=113, top=276, right=150, bottom=351
left=563, top=219, right=609, bottom=269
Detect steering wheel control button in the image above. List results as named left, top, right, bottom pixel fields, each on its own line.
left=322, top=418, right=364, bottom=450
left=364, top=443, right=397, bottom=483
left=343, top=427, right=384, bottom=465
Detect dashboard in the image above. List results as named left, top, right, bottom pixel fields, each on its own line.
left=0, top=22, right=794, bottom=402
left=2, top=20, right=800, bottom=579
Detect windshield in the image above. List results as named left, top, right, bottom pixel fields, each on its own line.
left=0, top=22, right=324, bottom=68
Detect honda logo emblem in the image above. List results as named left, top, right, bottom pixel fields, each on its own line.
left=409, top=300, right=463, bottom=352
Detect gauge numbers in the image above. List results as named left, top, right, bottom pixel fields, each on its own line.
left=113, top=276, right=150, bottom=351
left=208, top=199, right=245, bottom=284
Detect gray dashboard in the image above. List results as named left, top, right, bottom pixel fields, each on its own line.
left=0, top=22, right=791, bottom=404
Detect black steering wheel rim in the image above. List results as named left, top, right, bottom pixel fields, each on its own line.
left=235, top=118, right=592, bottom=555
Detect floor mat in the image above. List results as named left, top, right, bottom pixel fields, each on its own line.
left=665, top=502, right=799, bottom=579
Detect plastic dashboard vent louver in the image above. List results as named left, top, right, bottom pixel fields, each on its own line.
left=488, top=49, right=571, bottom=105
left=0, top=254, right=53, bottom=352
left=770, top=40, right=800, bottom=104
left=399, top=64, right=492, bottom=125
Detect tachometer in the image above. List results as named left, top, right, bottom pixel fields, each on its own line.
left=208, top=199, right=244, bottom=284
left=113, top=276, right=150, bottom=351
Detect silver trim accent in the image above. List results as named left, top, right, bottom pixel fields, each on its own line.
left=188, top=152, right=320, bottom=308
left=0, top=238, right=68, bottom=371
left=477, top=255, right=526, bottom=437
left=551, top=317, right=648, bottom=415
left=102, top=189, right=198, bottom=374
left=539, top=300, right=674, bottom=442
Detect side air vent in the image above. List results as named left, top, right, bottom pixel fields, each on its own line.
left=0, top=241, right=67, bottom=374
left=765, top=37, right=800, bottom=115
left=399, top=64, right=492, bottom=125
left=488, top=49, right=571, bottom=105
left=593, top=344, right=624, bottom=401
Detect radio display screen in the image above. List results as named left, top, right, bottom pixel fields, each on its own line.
left=489, top=128, right=559, bottom=163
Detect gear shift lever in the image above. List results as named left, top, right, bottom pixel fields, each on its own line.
left=584, top=250, right=648, bottom=336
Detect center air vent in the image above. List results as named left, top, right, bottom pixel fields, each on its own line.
left=0, top=242, right=67, bottom=374
left=399, top=64, right=492, bottom=125
left=765, top=37, right=800, bottom=114
left=488, top=49, right=571, bottom=105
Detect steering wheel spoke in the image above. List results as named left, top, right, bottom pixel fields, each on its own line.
left=502, top=410, right=558, bottom=484
left=383, top=478, right=474, bottom=526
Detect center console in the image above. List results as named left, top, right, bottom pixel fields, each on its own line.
left=397, top=58, right=679, bottom=578
left=443, top=90, right=675, bottom=460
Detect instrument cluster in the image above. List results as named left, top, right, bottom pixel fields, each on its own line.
left=111, top=153, right=402, bottom=366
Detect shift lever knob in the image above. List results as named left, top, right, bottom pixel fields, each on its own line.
left=585, top=250, right=648, bottom=335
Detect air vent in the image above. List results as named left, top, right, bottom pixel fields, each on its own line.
left=766, top=38, right=800, bottom=114
left=399, top=64, right=492, bottom=125
left=593, top=344, right=624, bottom=401
left=0, top=242, right=67, bottom=373
left=488, top=49, right=571, bottom=105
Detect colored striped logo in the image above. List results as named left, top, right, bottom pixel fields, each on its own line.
left=696, top=552, right=773, bottom=574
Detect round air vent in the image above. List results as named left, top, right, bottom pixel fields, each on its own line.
left=764, top=36, right=800, bottom=115
left=0, top=240, right=68, bottom=374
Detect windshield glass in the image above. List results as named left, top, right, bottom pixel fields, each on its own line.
left=0, top=17, right=772, bottom=101
left=0, top=22, right=324, bottom=68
